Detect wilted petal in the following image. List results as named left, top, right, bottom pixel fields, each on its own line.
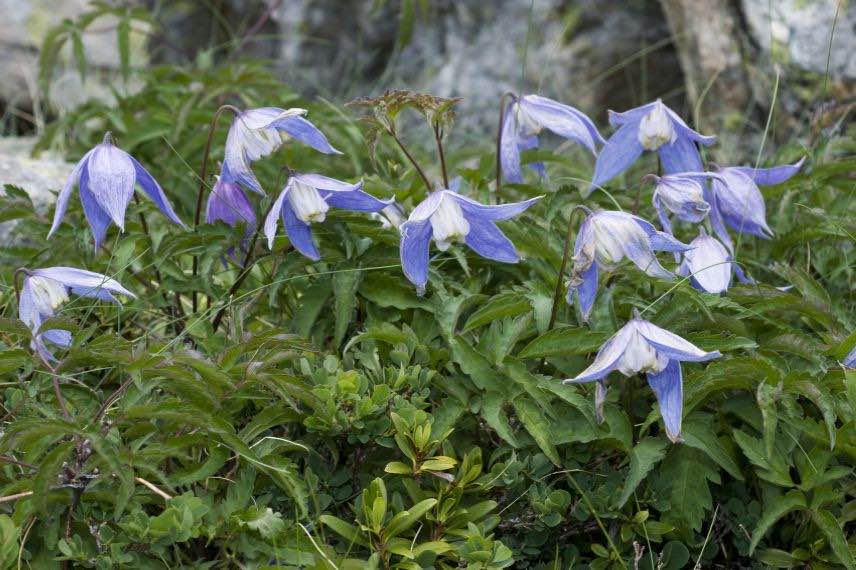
left=86, top=143, right=136, bottom=229
left=646, top=359, right=684, bottom=442
left=48, top=150, right=92, bottom=239
left=734, top=157, right=804, bottom=186
left=131, top=157, right=185, bottom=227
left=206, top=177, right=256, bottom=231
left=282, top=201, right=320, bottom=260
left=400, top=220, right=433, bottom=295
left=271, top=115, right=341, bottom=154
left=636, top=320, right=720, bottom=362
left=464, top=216, right=519, bottom=263
left=589, top=122, right=644, bottom=193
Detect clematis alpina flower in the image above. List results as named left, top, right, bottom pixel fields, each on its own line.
left=205, top=174, right=257, bottom=233
left=566, top=210, right=691, bottom=321
left=264, top=173, right=391, bottom=260
left=400, top=186, right=541, bottom=295
left=500, top=94, right=604, bottom=183
left=565, top=311, right=721, bottom=442
left=843, top=346, right=856, bottom=369
left=647, top=172, right=722, bottom=235
left=708, top=158, right=805, bottom=250
left=679, top=228, right=751, bottom=294
left=48, top=132, right=185, bottom=249
left=18, top=267, right=135, bottom=363
left=224, top=107, right=340, bottom=194
left=590, top=99, right=715, bottom=193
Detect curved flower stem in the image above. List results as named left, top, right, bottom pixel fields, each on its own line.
left=493, top=92, right=515, bottom=204
left=433, top=123, right=449, bottom=189
left=546, top=204, right=591, bottom=333
left=12, top=267, right=29, bottom=306
left=388, top=125, right=432, bottom=191
left=192, top=104, right=241, bottom=313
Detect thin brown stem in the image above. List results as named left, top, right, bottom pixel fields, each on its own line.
left=546, top=205, right=591, bottom=333
left=210, top=198, right=280, bottom=333
left=494, top=92, right=515, bottom=204
left=192, top=104, right=241, bottom=313
left=52, top=375, right=71, bottom=422
left=93, top=374, right=137, bottom=426
left=388, top=126, right=432, bottom=191
left=433, top=123, right=449, bottom=188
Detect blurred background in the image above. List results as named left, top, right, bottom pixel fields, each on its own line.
left=0, top=0, right=852, bottom=209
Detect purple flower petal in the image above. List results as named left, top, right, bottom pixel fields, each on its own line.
left=452, top=194, right=541, bottom=221
left=566, top=324, right=635, bottom=383
left=713, top=169, right=772, bottom=238
left=86, top=143, right=136, bottom=230
left=607, top=102, right=658, bottom=127
left=646, top=359, right=683, bottom=442
left=33, top=267, right=135, bottom=299
left=263, top=185, right=291, bottom=249
left=131, top=156, right=185, bottom=227
left=590, top=122, right=645, bottom=193
left=206, top=177, right=256, bottom=231
left=682, top=230, right=732, bottom=294
left=271, top=115, right=341, bottom=155
left=48, top=150, right=92, bottom=239
left=657, top=136, right=704, bottom=174
left=399, top=219, right=433, bottom=295
left=464, top=217, right=520, bottom=263
left=636, top=320, right=720, bottom=362
left=324, top=188, right=392, bottom=212
left=281, top=201, right=320, bottom=260
left=733, top=157, right=804, bottom=186
left=79, top=168, right=113, bottom=250
left=500, top=105, right=523, bottom=183
left=568, top=261, right=598, bottom=322
left=519, top=94, right=604, bottom=152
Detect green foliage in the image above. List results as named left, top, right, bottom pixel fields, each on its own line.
left=0, top=4, right=853, bottom=569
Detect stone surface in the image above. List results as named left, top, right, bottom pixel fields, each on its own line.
left=0, top=137, right=71, bottom=209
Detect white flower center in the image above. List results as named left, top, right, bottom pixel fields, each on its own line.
left=430, top=195, right=470, bottom=251
left=590, top=214, right=646, bottom=267
left=616, top=330, right=669, bottom=376
left=287, top=179, right=329, bottom=224
left=637, top=102, right=675, bottom=151
left=514, top=101, right=542, bottom=137
left=29, top=276, right=69, bottom=313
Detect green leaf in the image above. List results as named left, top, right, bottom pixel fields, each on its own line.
left=749, top=490, right=807, bottom=554
left=462, top=292, right=531, bottom=332
left=480, top=392, right=520, bottom=447
left=659, top=447, right=720, bottom=532
left=681, top=417, right=743, bottom=480
left=333, top=269, right=361, bottom=346
left=616, top=437, right=669, bottom=508
left=517, top=326, right=606, bottom=359
left=810, top=509, right=855, bottom=570
left=384, top=498, right=437, bottom=538
left=117, top=12, right=131, bottom=82
left=32, top=441, right=75, bottom=513
left=512, top=397, right=560, bottom=466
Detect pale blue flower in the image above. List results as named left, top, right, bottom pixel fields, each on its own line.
left=18, top=267, right=135, bottom=363
left=648, top=172, right=723, bottom=235
left=400, top=185, right=541, bottom=295
left=565, top=312, right=721, bottom=442
left=590, top=99, right=715, bottom=193
left=679, top=227, right=752, bottom=294
left=48, top=133, right=185, bottom=249
left=708, top=158, right=805, bottom=249
left=501, top=94, right=604, bottom=183
left=224, top=107, right=340, bottom=194
left=264, top=173, right=391, bottom=260
left=566, top=210, right=690, bottom=321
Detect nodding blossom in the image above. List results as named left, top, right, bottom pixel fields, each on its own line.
left=647, top=172, right=723, bottom=235
left=501, top=94, right=604, bottom=183
left=18, top=267, right=135, bottom=364
left=224, top=107, right=340, bottom=194
left=400, top=183, right=541, bottom=295
left=708, top=158, right=805, bottom=250
left=565, top=311, right=721, bottom=442
left=590, top=99, right=715, bottom=194
left=264, top=173, right=391, bottom=260
left=679, top=227, right=752, bottom=294
left=205, top=174, right=257, bottom=234
left=566, top=210, right=691, bottom=321
left=48, top=132, right=185, bottom=249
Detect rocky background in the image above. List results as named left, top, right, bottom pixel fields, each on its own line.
left=0, top=0, right=853, bottom=211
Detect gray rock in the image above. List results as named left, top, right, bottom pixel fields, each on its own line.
left=0, top=136, right=70, bottom=212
